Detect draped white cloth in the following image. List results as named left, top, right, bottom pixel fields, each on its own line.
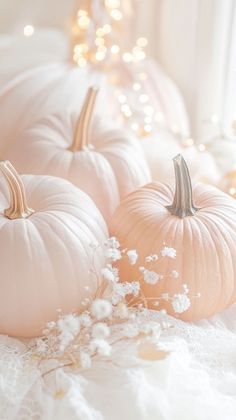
left=134, top=0, right=236, bottom=142
left=1, top=303, right=236, bottom=420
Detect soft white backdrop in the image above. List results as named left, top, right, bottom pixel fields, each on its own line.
left=0, top=0, right=235, bottom=142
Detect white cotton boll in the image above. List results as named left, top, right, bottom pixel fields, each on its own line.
left=90, top=339, right=111, bottom=356
left=91, top=299, right=112, bottom=320
left=92, top=323, right=110, bottom=339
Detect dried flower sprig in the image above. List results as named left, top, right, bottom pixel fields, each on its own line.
left=29, top=237, right=200, bottom=374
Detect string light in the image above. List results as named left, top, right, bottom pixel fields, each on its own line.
left=118, top=94, right=127, bottom=103
left=210, top=114, right=219, bottom=124
left=183, top=138, right=194, bottom=147
left=139, top=94, right=149, bottom=103
left=229, top=187, right=236, bottom=196
left=171, top=125, right=180, bottom=134
left=23, top=25, right=34, bottom=37
left=71, top=1, right=147, bottom=69
left=198, top=144, right=206, bottom=152
left=111, top=44, right=120, bottom=54
left=70, top=1, right=155, bottom=136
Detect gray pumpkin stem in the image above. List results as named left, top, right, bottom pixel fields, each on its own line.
left=166, top=154, right=199, bottom=218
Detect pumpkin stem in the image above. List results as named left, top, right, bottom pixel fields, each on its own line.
left=70, top=86, right=99, bottom=152
left=166, top=154, right=199, bottom=218
left=0, top=161, right=34, bottom=220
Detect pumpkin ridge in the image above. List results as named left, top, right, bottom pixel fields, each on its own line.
left=195, top=213, right=236, bottom=310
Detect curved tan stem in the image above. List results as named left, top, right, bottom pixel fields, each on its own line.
left=70, top=86, right=99, bottom=152
left=0, top=161, right=34, bottom=220
left=166, top=154, right=199, bottom=218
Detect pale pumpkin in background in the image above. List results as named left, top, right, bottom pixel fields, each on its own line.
left=108, top=58, right=190, bottom=138
left=8, top=86, right=150, bottom=222
left=109, top=155, right=236, bottom=321
left=0, top=161, right=108, bottom=338
left=0, top=33, right=191, bottom=157
left=0, top=63, right=117, bottom=155
left=141, top=129, right=220, bottom=185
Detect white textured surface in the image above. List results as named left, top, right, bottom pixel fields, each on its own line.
left=0, top=304, right=236, bottom=420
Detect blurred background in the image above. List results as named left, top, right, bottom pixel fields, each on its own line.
left=0, top=0, right=235, bottom=143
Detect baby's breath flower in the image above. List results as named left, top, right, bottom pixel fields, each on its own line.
left=127, top=249, right=138, bottom=265
left=172, top=293, right=190, bottom=314
left=145, top=254, right=158, bottom=263
left=171, top=270, right=179, bottom=279
left=58, top=330, right=74, bottom=353
left=105, top=237, right=120, bottom=249
left=57, top=314, right=80, bottom=336
left=183, top=284, right=189, bottom=293
left=161, top=247, right=176, bottom=258
left=113, top=281, right=140, bottom=297
left=90, top=339, right=111, bottom=356
left=143, top=269, right=161, bottom=285
left=79, top=351, right=92, bottom=369
left=36, top=338, right=47, bottom=353
left=101, top=265, right=119, bottom=282
left=91, top=299, right=112, bottom=320
left=104, top=247, right=121, bottom=261
left=92, top=322, right=110, bottom=339
left=78, top=313, right=92, bottom=327
left=113, top=302, right=129, bottom=319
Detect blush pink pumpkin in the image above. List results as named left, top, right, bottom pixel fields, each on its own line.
left=7, top=86, right=150, bottom=222
left=0, top=161, right=108, bottom=338
left=109, top=154, right=236, bottom=321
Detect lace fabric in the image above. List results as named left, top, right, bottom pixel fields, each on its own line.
left=0, top=304, right=236, bottom=420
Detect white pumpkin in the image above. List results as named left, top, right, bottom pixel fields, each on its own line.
left=0, top=160, right=108, bottom=337
left=0, top=63, right=117, bottom=155
left=141, top=128, right=220, bottom=185
left=7, top=87, right=151, bottom=222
